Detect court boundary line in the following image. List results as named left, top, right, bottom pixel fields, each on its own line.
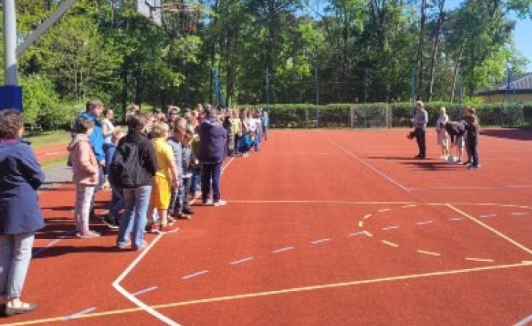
left=328, top=139, right=411, bottom=193
left=411, top=185, right=532, bottom=191
left=7, top=200, right=532, bottom=326
left=446, top=204, right=532, bottom=256
left=111, top=157, right=237, bottom=326
left=5, top=261, right=532, bottom=326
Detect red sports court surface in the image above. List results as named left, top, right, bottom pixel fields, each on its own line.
left=4, top=129, right=532, bottom=326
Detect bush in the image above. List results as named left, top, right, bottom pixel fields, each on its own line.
left=236, top=101, right=532, bottom=128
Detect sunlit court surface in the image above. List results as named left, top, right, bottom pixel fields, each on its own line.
left=4, top=128, right=531, bottom=326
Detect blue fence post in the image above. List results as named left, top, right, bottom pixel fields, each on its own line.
left=459, top=68, right=463, bottom=119
left=365, top=68, right=369, bottom=103
left=316, top=68, right=320, bottom=128
left=266, top=68, right=271, bottom=115
left=412, top=68, right=416, bottom=117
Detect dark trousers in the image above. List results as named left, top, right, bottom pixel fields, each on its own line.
left=201, top=162, right=222, bottom=202
left=262, top=126, right=268, bottom=140
left=234, top=134, right=242, bottom=154
left=415, top=128, right=426, bottom=157
left=467, top=141, right=479, bottom=167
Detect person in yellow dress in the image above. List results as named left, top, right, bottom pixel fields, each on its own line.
left=147, top=122, right=180, bottom=233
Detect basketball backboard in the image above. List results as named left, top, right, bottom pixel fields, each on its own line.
left=137, top=0, right=162, bottom=26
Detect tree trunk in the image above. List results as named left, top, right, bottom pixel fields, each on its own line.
left=416, top=0, right=428, bottom=99
left=450, top=44, right=465, bottom=103
left=428, top=0, right=446, bottom=102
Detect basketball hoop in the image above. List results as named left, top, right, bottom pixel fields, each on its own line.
left=161, top=2, right=203, bottom=36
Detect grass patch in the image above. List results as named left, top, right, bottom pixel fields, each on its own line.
left=25, top=131, right=71, bottom=149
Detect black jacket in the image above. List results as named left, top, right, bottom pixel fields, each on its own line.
left=119, top=131, right=158, bottom=186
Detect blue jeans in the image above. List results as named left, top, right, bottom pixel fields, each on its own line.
left=0, top=233, right=34, bottom=298
left=109, top=185, right=125, bottom=220
left=201, top=162, right=222, bottom=202
left=190, top=169, right=201, bottom=194
left=117, top=185, right=152, bottom=250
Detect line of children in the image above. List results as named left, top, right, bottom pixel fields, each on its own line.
left=70, top=105, right=268, bottom=249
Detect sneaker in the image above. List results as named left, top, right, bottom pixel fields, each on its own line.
left=145, top=222, right=152, bottom=232
left=77, top=230, right=101, bottom=239
left=150, top=223, right=160, bottom=233
left=158, top=224, right=180, bottom=234
left=102, top=216, right=119, bottom=229
left=213, top=200, right=227, bottom=207
left=133, top=240, right=149, bottom=251
left=117, top=241, right=131, bottom=250
left=167, top=216, right=177, bottom=226
left=177, top=212, right=192, bottom=220
left=182, top=208, right=195, bottom=215
left=202, top=199, right=213, bottom=206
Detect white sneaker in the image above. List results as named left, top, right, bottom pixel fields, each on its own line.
left=202, top=199, right=213, bottom=206
left=213, top=200, right=227, bottom=207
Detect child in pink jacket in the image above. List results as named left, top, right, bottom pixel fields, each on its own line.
left=68, top=119, right=100, bottom=238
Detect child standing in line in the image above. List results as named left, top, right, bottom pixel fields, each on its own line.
left=464, top=107, right=480, bottom=169
left=68, top=119, right=100, bottom=238
left=147, top=122, right=180, bottom=233
left=189, top=130, right=202, bottom=198
left=180, top=128, right=196, bottom=215
left=436, top=107, right=450, bottom=160
left=102, top=130, right=126, bottom=228
left=261, top=111, right=269, bottom=141
left=168, top=124, right=190, bottom=220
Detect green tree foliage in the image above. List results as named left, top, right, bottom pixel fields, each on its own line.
left=2, top=0, right=531, bottom=128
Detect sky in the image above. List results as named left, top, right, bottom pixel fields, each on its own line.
left=513, top=19, right=532, bottom=71
left=305, top=1, right=532, bottom=72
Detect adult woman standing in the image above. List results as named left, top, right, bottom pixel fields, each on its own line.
left=0, top=110, right=44, bottom=316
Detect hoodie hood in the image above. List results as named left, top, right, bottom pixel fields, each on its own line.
left=67, top=134, right=91, bottom=152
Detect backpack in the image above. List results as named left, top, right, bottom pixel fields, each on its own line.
left=110, top=142, right=140, bottom=188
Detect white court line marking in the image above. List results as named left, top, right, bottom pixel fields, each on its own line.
left=132, top=286, right=158, bottom=297
left=382, top=240, right=399, bottom=248
left=513, top=213, right=528, bottom=216
left=480, top=214, right=498, bottom=218
left=379, top=209, right=391, bottom=213
left=416, top=221, right=433, bottom=226
left=272, top=247, right=294, bottom=254
left=111, top=157, right=236, bottom=326
left=182, top=270, right=210, bottom=280
left=512, top=313, right=532, bottom=326
left=328, top=139, right=411, bottom=193
left=363, top=214, right=372, bottom=219
left=349, top=231, right=367, bottom=237
left=466, top=258, right=495, bottom=263
left=402, top=205, right=417, bottom=208
left=449, top=218, right=466, bottom=222
left=311, top=239, right=331, bottom=244
left=32, top=228, right=78, bottom=258
left=364, top=231, right=373, bottom=237
left=411, top=185, right=532, bottom=191
left=417, top=250, right=441, bottom=257
left=382, top=226, right=400, bottom=231
left=112, top=234, right=181, bottom=326
left=63, top=308, right=97, bottom=321
left=230, top=257, right=255, bottom=265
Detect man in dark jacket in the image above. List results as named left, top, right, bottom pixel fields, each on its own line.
left=198, top=107, right=227, bottom=206
left=113, top=112, right=158, bottom=250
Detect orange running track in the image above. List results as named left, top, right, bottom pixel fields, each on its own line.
left=4, top=128, right=532, bottom=326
